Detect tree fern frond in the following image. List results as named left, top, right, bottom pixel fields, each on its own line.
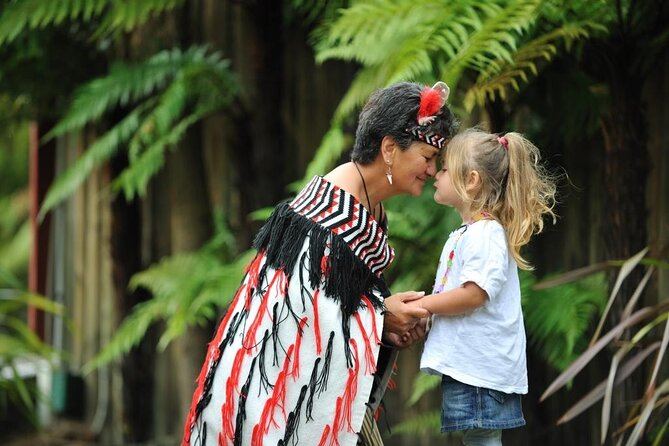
left=523, top=272, right=607, bottom=371
left=0, top=0, right=186, bottom=46
left=295, top=123, right=351, bottom=189
left=0, top=0, right=107, bottom=45
left=84, top=246, right=252, bottom=371
left=82, top=297, right=164, bottom=374
left=114, top=109, right=206, bottom=200
left=42, top=46, right=236, bottom=214
left=463, top=23, right=594, bottom=110
left=440, top=0, right=542, bottom=88
left=38, top=101, right=152, bottom=220
left=102, top=0, right=184, bottom=33
left=407, top=373, right=441, bottom=406
left=391, top=410, right=441, bottom=435
left=46, top=47, right=215, bottom=139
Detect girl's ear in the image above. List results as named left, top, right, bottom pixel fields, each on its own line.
left=465, top=170, right=481, bottom=192
left=380, top=136, right=397, bottom=164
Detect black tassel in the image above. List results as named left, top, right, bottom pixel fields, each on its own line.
left=279, top=384, right=309, bottom=446
left=316, top=331, right=335, bottom=395
left=305, top=358, right=321, bottom=422
left=253, top=203, right=387, bottom=320
left=233, top=355, right=257, bottom=446
left=195, top=309, right=248, bottom=417
left=257, top=329, right=273, bottom=396
left=271, top=302, right=282, bottom=367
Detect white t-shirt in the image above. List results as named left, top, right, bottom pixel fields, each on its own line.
left=420, top=219, right=528, bottom=394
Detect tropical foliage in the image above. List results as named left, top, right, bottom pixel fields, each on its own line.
left=83, top=214, right=254, bottom=373
left=540, top=250, right=669, bottom=445
left=39, top=46, right=238, bottom=216
left=0, top=289, right=65, bottom=427
left=298, top=0, right=603, bottom=185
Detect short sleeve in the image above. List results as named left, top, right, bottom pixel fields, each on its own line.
left=458, top=221, right=508, bottom=300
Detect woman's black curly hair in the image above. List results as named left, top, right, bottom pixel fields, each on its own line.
left=351, top=82, right=459, bottom=164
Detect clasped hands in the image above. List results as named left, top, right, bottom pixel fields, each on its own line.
left=382, top=291, right=430, bottom=349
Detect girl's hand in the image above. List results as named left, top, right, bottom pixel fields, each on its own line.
left=383, top=291, right=429, bottom=335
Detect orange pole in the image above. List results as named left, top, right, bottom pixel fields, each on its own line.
left=27, top=121, right=54, bottom=340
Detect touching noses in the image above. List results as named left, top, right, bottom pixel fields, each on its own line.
left=427, top=158, right=438, bottom=177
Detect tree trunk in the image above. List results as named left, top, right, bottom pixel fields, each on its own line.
left=599, top=54, right=649, bottom=442
left=108, top=153, right=155, bottom=442
left=166, top=130, right=214, bottom=422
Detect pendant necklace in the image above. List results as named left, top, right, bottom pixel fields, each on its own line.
left=353, top=162, right=375, bottom=219
left=433, top=211, right=492, bottom=293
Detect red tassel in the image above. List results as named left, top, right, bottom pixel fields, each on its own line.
left=312, top=289, right=322, bottom=355
left=221, top=348, right=247, bottom=441
left=245, top=251, right=265, bottom=293
left=251, top=344, right=295, bottom=446
left=320, top=254, right=330, bottom=276
left=360, top=295, right=380, bottom=345
left=329, top=339, right=360, bottom=445
left=354, top=312, right=376, bottom=375
left=317, top=425, right=331, bottom=446
left=291, top=317, right=308, bottom=379
left=181, top=269, right=250, bottom=445
left=243, top=269, right=285, bottom=350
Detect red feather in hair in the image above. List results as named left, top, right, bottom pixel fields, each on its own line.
left=418, top=87, right=444, bottom=123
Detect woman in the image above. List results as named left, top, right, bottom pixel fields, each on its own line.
left=182, top=81, right=458, bottom=446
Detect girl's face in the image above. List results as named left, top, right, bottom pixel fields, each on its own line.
left=433, top=156, right=464, bottom=212
left=391, top=142, right=439, bottom=196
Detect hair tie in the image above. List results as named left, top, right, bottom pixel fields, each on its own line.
left=497, top=135, right=508, bottom=150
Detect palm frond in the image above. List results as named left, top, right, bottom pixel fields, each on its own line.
left=556, top=342, right=660, bottom=425
left=0, top=0, right=185, bottom=46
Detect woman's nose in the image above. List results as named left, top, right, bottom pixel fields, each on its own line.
left=427, top=159, right=438, bottom=177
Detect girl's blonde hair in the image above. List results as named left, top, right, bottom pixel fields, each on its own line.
left=445, top=128, right=557, bottom=270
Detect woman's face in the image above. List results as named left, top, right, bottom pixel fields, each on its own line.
left=392, top=142, right=439, bottom=196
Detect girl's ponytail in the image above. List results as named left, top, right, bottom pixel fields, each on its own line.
left=499, top=133, right=557, bottom=270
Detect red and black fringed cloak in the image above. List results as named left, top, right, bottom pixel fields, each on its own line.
left=182, top=175, right=396, bottom=446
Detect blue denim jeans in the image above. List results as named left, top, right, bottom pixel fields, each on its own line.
left=462, top=428, right=502, bottom=446
left=440, top=375, right=525, bottom=433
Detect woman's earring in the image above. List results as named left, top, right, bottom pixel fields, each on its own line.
left=386, top=161, right=393, bottom=185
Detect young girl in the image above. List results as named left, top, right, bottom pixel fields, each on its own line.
left=412, top=128, right=557, bottom=445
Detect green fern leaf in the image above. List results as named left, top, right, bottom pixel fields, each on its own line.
left=114, top=110, right=205, bottom=200
left=295, top=124, right=351, bottom=189
left=38, top=101, right=152, bottom=220
left=392, top=410, right=441, bottom=435
left=0, top=0, right=107, bottom=45
left=0, top=0, right=186, bottom=46
left=407, top=373, right=441, bottom=407
left=463, top=23, right=594, bottom=110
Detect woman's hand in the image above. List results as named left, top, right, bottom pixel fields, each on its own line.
left=383, top=291, right=429, bottom=335
left=384, top=317, right=428, bottom=349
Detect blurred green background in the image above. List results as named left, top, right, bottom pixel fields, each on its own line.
left=0, top=1, right=667, bottom=445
